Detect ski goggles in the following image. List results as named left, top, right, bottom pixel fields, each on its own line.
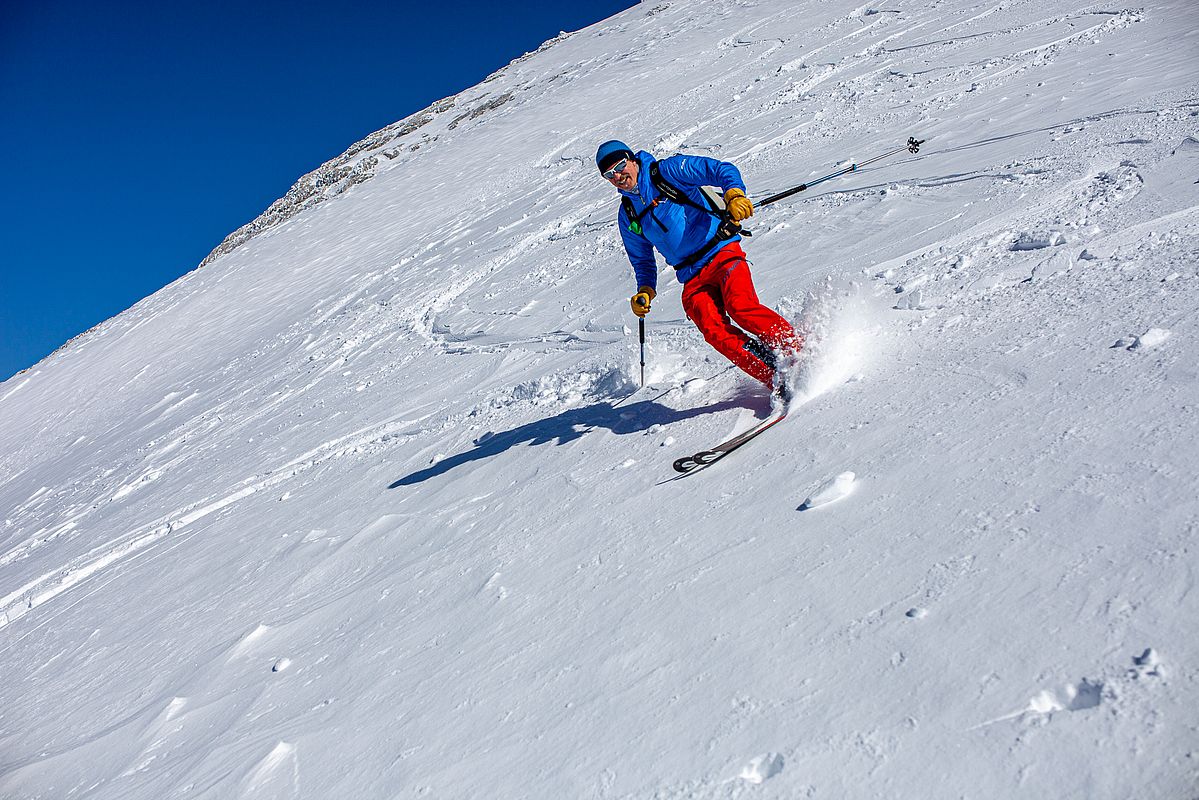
left=601, top=158, right=630, bottom=180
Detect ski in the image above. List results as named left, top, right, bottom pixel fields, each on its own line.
left=672, top=408, right=788, bottom=474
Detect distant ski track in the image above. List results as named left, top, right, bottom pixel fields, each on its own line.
left=0, top=409, right=434, bottom=630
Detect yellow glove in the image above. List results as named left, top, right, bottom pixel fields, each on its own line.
left=630, top=285, right=656, bottom=317
left=724, top=188, right=754, bottom=222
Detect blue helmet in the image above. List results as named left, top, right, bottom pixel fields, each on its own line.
left=595, top=140, right=635, bottom=173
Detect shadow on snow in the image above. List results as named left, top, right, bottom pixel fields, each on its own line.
left=389, top=395, right=758, bottom=488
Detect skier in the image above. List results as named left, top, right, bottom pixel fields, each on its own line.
left=596, top=140, right=802, bottom=401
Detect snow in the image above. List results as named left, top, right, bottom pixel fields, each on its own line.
left=1128, top=326, right=1172, bottom=351
left=2, top=0, right=1198, bottom=797
left=799, top=471, right=857, bottom=510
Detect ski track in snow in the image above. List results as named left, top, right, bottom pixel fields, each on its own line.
left=0, top=410, right=434, bottom=630
left=2, top=0, right=1198, bottom=797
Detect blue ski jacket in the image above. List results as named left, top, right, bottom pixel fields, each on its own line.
left=616, top=151, right=747, bottom=288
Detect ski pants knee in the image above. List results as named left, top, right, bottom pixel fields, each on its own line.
left=681, top=243, right=802, bottom=386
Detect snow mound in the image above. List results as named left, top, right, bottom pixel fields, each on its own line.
left=800, top=471, right=857, bottom=510
left=482, top=361, right=633, bottom=411
left=1128, top=327, right=1171, bottom=352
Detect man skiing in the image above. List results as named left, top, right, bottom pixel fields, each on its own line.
left=596, top=140, right=802, bottom=401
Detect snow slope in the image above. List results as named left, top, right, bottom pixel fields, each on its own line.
left=3, top=0, right=1198, bottom=797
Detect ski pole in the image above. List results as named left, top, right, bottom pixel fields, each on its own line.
left=756, top=136, right=925, bottom=208
left=639, top=317, right=646, bottom=387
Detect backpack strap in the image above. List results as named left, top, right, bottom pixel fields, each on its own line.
left=620, top=160, right=751, bottom=269
left=650, top=161, right=750, bottom=271
left=619, top=159, right=721, bottom=235
left=649, top=162, right=715, bottom=214
left=620, top=196, right=641, bottom=235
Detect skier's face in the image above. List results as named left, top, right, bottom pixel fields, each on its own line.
left=605, top=157, right=638, bottom=191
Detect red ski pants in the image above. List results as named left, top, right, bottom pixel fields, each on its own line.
left=681, top=243, right=802, bottom=386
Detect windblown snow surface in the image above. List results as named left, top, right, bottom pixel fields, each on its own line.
left=3, top=1, right=1198, bottom=797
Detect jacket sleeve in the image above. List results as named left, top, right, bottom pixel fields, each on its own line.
left=618, top=204, right=658, bottom=290
left=658, top=154, right=746, bottom=194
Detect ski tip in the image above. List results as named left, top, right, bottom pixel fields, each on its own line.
left=673, top=456, right=697, bottom=473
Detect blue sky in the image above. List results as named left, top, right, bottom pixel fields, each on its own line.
left=0, top=0, right=637, bottom=381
